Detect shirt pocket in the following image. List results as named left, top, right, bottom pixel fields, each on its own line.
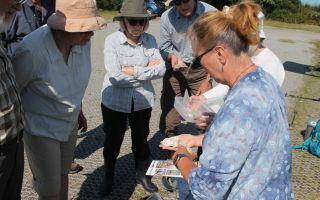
left=118, top=51, right=134, bottom=67
left=143, top=48, right=155, bottom=58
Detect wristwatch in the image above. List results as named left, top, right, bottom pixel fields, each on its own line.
left=173, top=153, right=189, bottom=168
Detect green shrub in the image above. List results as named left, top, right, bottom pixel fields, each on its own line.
left=97, top=0, right=122, bottom=10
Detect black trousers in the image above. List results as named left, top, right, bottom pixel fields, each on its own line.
left=0, top=136, right=24, bottom=200
left=101, top=103, right=152, bottom=175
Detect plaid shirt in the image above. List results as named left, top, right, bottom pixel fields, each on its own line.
left=0, top=43, right=24, bottom=145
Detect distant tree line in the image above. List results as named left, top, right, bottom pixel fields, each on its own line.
left=97, top=0, right=122, bottom=10
left=96, top=0, right=320, bottom=25
left=206, top=0, right=320, bottom=25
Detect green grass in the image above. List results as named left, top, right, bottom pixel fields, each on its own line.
left=279, top=39, right=295, bottom=43
left=266, top=20, right=320, bottom=33
left=310, top=40, right=320, bottom=66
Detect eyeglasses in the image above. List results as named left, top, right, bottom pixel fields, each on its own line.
left=191, top=45, right=215, bottom=69
left=126, top=18, right=147, bottom=26
left=174, top=0, right=191, bottom=6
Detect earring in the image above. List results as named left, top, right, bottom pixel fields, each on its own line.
left=220, top=64, right=224, bottom=72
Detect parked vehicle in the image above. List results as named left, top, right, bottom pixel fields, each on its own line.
left=146, top=0, right=166, bottom=15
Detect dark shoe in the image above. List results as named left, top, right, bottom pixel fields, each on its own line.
left=99, top=177, right=113, bottom=197
left=136, top=173, right=158, bottom=193
left=162, top=176, right=177, bottom=192
left=69, top=161, right=84, bottom=174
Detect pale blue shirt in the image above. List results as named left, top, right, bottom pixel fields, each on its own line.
left=159, top=1, right=217, bottom=63
left=189, top=68, right=294, bottom=199
left=101, top=30, right=165, bottom=113
left=12, top=25, right=91, bottom=141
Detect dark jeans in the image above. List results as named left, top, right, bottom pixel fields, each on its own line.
left=101, top=103, right=152, bottom=176
left=0, top=136, right=24, bottom=200
left=159, top=67, right=207, bottom=134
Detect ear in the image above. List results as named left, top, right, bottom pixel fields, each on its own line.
left=215, top=46, right=227, bottom=66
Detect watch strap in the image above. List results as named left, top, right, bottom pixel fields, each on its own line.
left=173, top=153, right=189, bottom=168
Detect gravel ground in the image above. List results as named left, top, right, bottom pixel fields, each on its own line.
left=21, top=20, right=320, bottom=200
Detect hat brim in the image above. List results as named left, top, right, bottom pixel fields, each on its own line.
left=47, top=12, right=107, bottom=32
left=113, top=14, right=157, bottom=21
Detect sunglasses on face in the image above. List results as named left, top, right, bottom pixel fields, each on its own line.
left=126, top=18, right=147, bottom=26
left=174, top=0, right=191, bottom=6
left=191, top=45, right=215, bottom=69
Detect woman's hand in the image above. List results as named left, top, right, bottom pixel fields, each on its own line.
left=172, top=146, right=197, bottom=161
left=170, top=54, right=186, bottom=71
left=188, top=95, right=206, bottom=110
left=196, top=79, right=212, bottom=95
left=178, top=134, right=204, bottom=148
left=148, top=59, right=160, bottom=67
left=194, top=112, right=215, bottom=129
left=78, top=110, right=87, bottom=132
left=121, top=66, right=134, bottom=76
left=159, top=144, right=177, bottom=151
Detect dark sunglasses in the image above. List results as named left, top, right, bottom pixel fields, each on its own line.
left=174, top=0, right=191, bottom=6
left=191, top=45, right=215, bottom=69
left=127, top=19, right=147, bottom=26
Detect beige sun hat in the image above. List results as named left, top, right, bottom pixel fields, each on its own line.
left=113, top=0, right=157, bottom=21
left=47, top=0, right=106, bottom=32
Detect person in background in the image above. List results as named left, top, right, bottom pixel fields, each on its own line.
left=1, top=0, right=55, bottom=57
left=100, top=0, right=166, bottom=196
left=161, top=9, right=294, bottom=199
left=11, top=0, right=106, bottom=199
left=0, top=0, right=24, bottom=199
left=158, top=0, right=217, bottom=138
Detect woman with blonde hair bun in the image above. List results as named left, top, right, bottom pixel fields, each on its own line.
left=161, top=10, right=294, bottom=200
left=192, top=1, right=285, bottom=114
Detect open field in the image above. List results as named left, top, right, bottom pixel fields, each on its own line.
left=265, top=20, right=320, bottom=33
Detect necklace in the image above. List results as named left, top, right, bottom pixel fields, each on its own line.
left=231, top=63, right=256, bottom=87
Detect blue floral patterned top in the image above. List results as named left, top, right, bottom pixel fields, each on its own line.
left=189, top=67, right=294, bottom=200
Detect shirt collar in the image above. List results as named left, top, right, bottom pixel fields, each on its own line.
left=175, top=0, right=202, bottom=19
left=45, top=27, right=83, bottom=63
left=119, top=30, right=128, bottom=44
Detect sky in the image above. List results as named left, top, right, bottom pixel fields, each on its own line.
left=301, top=0, right=320, bottom=5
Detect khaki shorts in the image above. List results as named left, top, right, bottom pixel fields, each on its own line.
left=23, top=127, right=77, bottom=197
